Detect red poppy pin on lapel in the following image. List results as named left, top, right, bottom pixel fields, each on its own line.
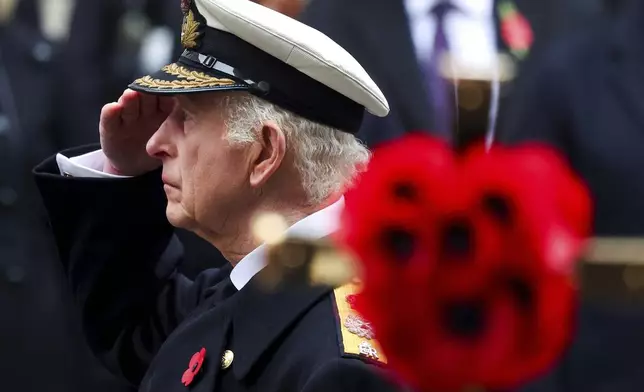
left=498, top=0, right=533, bottom=60
left=182, top=348, right=206, bottom=387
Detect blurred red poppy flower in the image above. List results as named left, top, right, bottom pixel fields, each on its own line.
left=338, top=134, right=591, bottom=392
left=498, top=1, right=533, bottom=56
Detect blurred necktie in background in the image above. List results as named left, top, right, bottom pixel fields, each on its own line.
left=425, top=0, right=457, bottom=140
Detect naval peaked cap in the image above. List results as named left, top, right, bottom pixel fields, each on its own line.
left=129, top=0, right=389, bottom=133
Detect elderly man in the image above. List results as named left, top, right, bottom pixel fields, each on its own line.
left=34, top=0, right=400, bottom=391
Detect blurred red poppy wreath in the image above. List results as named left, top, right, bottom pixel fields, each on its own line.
left=337, top=134, right=592, bottom=392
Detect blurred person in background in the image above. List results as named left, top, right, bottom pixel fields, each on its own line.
left=299, top=0, right=601, bottom=149
left=499, top=0, right=644, bottom=390
left=61, top=0, right=181, bottom=147
left=0, top=0, right=131, bottom=391
left=603, top=0, right=629, bottom=16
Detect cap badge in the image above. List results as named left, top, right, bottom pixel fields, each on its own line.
left=181, top=9, right=200, bottom=49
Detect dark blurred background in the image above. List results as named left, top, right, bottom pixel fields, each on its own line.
left=1, top=0, right=639, bottom=391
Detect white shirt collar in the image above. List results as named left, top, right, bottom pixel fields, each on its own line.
left=404, top=0, right=493, bottom=19
left=229, top=197, right=345, bottom=290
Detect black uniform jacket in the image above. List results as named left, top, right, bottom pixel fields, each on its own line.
left=33, top=146, right=402, bottom=392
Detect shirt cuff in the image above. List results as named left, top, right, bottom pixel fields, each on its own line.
left=55, top=150, right=132, bottom=179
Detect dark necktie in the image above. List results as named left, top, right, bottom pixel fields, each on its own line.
left=425, top=1, right=456, bottom=139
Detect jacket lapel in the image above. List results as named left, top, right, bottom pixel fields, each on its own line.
left=142, top=290, right=236, bottom=392
left=230, top=267, right=332, bottom=380
left=492, top=0, right=536, bottom=142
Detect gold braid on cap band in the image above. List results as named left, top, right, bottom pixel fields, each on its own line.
left=133, top=64, right=238, bottom=89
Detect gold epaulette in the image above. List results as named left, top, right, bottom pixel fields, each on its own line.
left=333, top=282, right=387, bottom=365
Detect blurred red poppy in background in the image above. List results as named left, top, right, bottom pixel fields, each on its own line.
left=338, top=134, right=592, bottom=392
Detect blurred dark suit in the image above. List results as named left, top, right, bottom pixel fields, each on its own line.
left=499, top=2, right=644, bottom=390
left=60, top=0, right=181, bottom=148
left=299, top=0, right=600, bottom=148
left=0, top=1, right=132, bottom=391
left=62, top=0, right=226, bottom=278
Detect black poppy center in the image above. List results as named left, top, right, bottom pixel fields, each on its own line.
left=440, top=219, right=474, bottom=260
left=443, top=300, right=487, bottom=339
left=506, top=275, right=535, bottom=311
left=393, top=182, right=417, bottom=201
left=382, top=228, right=415, bottom=263
left=482, top=193, right=512, bottom=225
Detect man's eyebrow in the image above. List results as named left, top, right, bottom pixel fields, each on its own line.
left=180, top=93, right=219, bottom=113
left=176, top=95, right=201, bottom=112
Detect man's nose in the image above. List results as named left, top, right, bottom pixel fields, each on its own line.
left=146, top=122, right=173, bottom=160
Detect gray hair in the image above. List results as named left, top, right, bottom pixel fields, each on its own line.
left=219, top=93, right=370, bottom=205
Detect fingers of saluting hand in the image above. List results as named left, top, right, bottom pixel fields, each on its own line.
left=140, top=92, right=159, bottom=117
left=100, top=102, right=124, bottom=128
left=107, top=89, right=174, bottom=128
left=119, top=89, right=141, bottom=123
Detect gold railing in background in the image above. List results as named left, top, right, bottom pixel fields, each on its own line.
left=257, top=213, right=644, bottom=304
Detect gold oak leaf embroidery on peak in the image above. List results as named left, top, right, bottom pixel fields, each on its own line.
left=181, top=10, right=200, bottom=49
left=133, top=64, right=238, bottom=89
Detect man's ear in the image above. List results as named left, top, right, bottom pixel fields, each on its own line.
left=249, top=122, right=287, bottom=188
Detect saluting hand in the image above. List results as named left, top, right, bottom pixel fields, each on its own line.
left=99, top=89, right=174, bottom=176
